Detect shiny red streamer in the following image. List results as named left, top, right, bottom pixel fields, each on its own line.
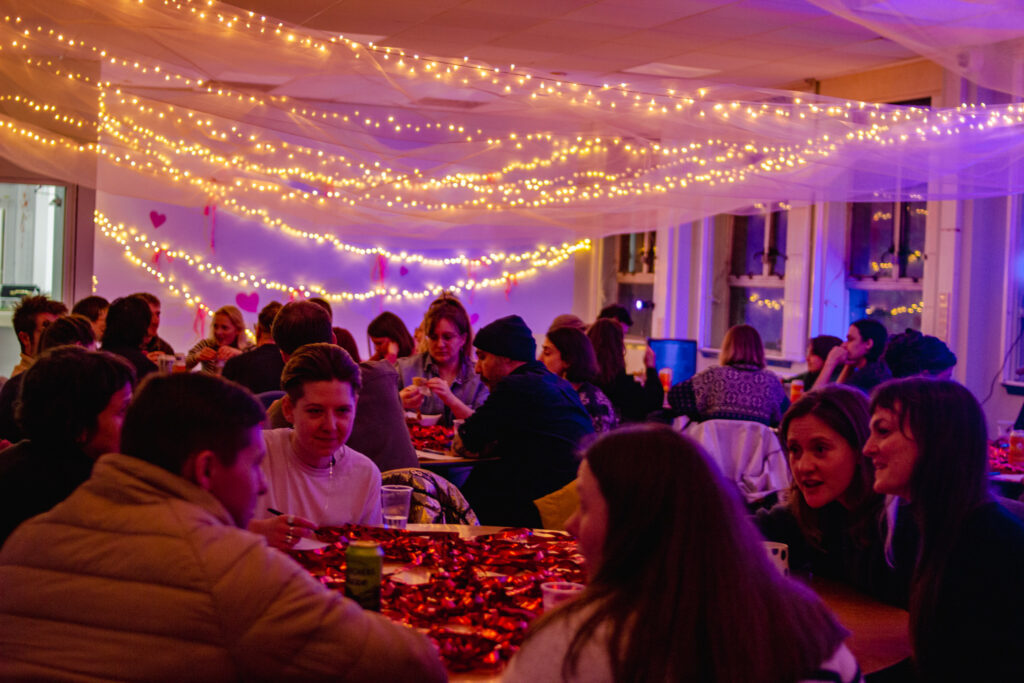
left=288, top=525, right=585, bottom=673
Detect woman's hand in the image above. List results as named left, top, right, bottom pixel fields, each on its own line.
left=644, top=346, right=657, bottom=369
left=197, top=346, right=218, bottom=362
left=426, top=377, right=455, bottom=404
left=400, top=385, right=425, bottom=411
left=217, top=345, right=243, bottom=361
left=248, top=514, right=318, bottom=550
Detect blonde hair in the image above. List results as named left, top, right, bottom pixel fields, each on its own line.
left=211, top=305, right=248, bottom=349
left=719, top=324, right=765, bottom=368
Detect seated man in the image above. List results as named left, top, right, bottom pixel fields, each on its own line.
left=0, top=313, right=98, bottom=443
left=0, top=345, right=134, bottom=544
left=9, top=294, right=67, bottom=377
left=454, top=314, right=594, bottom=527
left=223, top=300, right=285, bottom=394
left=0, top=372, right=445, bottom=682
left=267, top=301, right=416, bottom=472
left=251, top=343, right=382, bottom=549
left=133, top=291, right=175, bottom=359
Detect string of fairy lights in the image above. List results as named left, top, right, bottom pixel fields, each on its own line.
left=95, top=211, right=590, bottom=305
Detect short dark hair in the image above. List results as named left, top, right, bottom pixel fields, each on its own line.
left=71, top=295, right=109, bottom=322
left=39, top=314, right=96, bottom=352
left=121, top=373, right=265, bottom=472
left=367, top=311, right=415, bottom=357
left=103, top=295, right=153, bottom=348
left=808, top=335, right=842, bottom=361
left=12, top=295, right=68, bottom=352
left=271, top=301, right=333, bottom=355
left=131, top=292, right=161, bottom=308
left=547, top=326, right=599, bottom=383
left=257, top=301, right=282, bottom=334
left=851, top=318, right=889, bottom=363
left=598, top=304, right=633, bottom=328
left=883, top=329, right=957, bottom=378
left=17, top=346, right=135, bottom=448
left=280, top=343, right=362, bottom=401
left=308, top=297, right=332, bottom=320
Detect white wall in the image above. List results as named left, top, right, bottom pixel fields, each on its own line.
left=93, top=193, right=578, bottom=359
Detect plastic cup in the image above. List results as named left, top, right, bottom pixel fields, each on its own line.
left=381, top=485, right=413, bottom=529
left=540, top=581, right=584, bottom=610
left=763, top=541, right=790, bottom=576
left=789, top=379, right=804, bottom=403
left=157, top=354, right=174, bottom=374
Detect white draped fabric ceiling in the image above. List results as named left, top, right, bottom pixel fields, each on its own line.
left=2, top=0, right=1024, bottom=247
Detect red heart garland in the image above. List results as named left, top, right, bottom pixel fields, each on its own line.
left=235, top=292, right=259, bottom=313
left=149, top=211, right=166, bottom=228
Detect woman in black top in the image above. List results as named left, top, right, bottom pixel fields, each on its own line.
left=866, top=378, right=1024, bottom=682
left=587, top=318, right=662, bottom=423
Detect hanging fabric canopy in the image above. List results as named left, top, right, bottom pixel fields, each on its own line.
left=2, top=0, right=1024, bottom=246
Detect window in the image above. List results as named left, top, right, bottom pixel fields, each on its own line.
left=846, top=199, right=925, bottom=334
left=716, top=207, right=788, bottom=351
left=602, top=231, right=656, bottom=338
left=0, top=183, right=66, bottom=308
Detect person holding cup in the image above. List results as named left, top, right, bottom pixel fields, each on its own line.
left=756, top=385, right=915, bottom=606
left=864, top=378, right=1024, bottom=682
left=396, top=294, right=488, bottom=427
left=504, top=425, right=861, bottom=683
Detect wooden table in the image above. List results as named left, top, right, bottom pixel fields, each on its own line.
left=810, top=577, right=911, bottom=674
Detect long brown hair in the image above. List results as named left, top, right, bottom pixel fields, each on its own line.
left=526, top=425, right=848, bottom=682
left=779, top=384, right=881, bottom=549
left=869, top=378, right=990, bottom=665
left=586, top=318, right=624, bottom=386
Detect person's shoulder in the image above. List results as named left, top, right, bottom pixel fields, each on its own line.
left=339, top=446, right=381, bottom=477
left=799, top=643, right=863, bottom=683
left=359, top=358, right=397, bottom=380
left=262, top=427, right=292, bottom=450
left=0, top=440, right=35, bottom=477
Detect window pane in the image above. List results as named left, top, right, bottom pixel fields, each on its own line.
left=848, top=289, right=922, bottom=336
left=0, top=183, right=65, bottom=306
left=731, top=214, right=765, bottom=277
left=849, top=202, right=895, bottom=279
left=615, top=282, right=653, bottom=338
left=899, top=202, right=926, bottom=280
left=769, top=210, right=787, bottom=277
left=728, top=286, right=783, bottom=351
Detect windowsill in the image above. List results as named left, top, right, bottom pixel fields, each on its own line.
left=699, top=347, right=797, bottom=369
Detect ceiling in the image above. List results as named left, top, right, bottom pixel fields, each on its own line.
left=225, top=0, right=920, bottom=91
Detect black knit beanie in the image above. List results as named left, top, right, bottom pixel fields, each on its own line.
left=473, top=315, right=536, bottom=362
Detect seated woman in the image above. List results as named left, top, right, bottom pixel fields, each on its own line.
left=757, top=385, right=914, bottom=606
left=102, top=295, right=158, bottom=380
left=504, top=425, right=861, bottom=683
left=587, top=319, right=662, bottom=423
left=813, top=318, right=892, bottom=393
left=0, top=346, right=135, bottom=544
left=668, top=324, right=787, bottom=426
left=541, top=326, right=617, bottom=434
left=865, top=379, right=1024, bottom=682
left=789, top=335, right=842, bottom=388
left=186, top=305, right=248, bottom=375
left=397, top=295, right=488, bottom=426
left=367, top=311, right=415, bottom=366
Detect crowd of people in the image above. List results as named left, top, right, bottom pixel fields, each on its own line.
left=0, top=291, right=1021, bottom=681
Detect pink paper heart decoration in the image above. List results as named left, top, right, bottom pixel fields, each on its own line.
left=470, top=313, right=480, bottom=325
left=149, top=211, right=166, bottom=228
left=235, top=291, right=259, bottom=313
left=399, top=265, right=409, bottom=276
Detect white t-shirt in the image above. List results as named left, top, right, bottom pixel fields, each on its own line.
left=256, top=428, right=382, bottom=527
left=503, top=605, right=863, bottom=683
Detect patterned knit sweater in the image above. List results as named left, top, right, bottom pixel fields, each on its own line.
left=668, top=362, right=787, bottom=426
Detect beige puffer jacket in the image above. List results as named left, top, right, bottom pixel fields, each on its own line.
left=0, top=454, right=447, bottom=682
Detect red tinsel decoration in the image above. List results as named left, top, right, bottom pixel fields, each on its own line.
left=287, top=525, right=585, bottom=672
